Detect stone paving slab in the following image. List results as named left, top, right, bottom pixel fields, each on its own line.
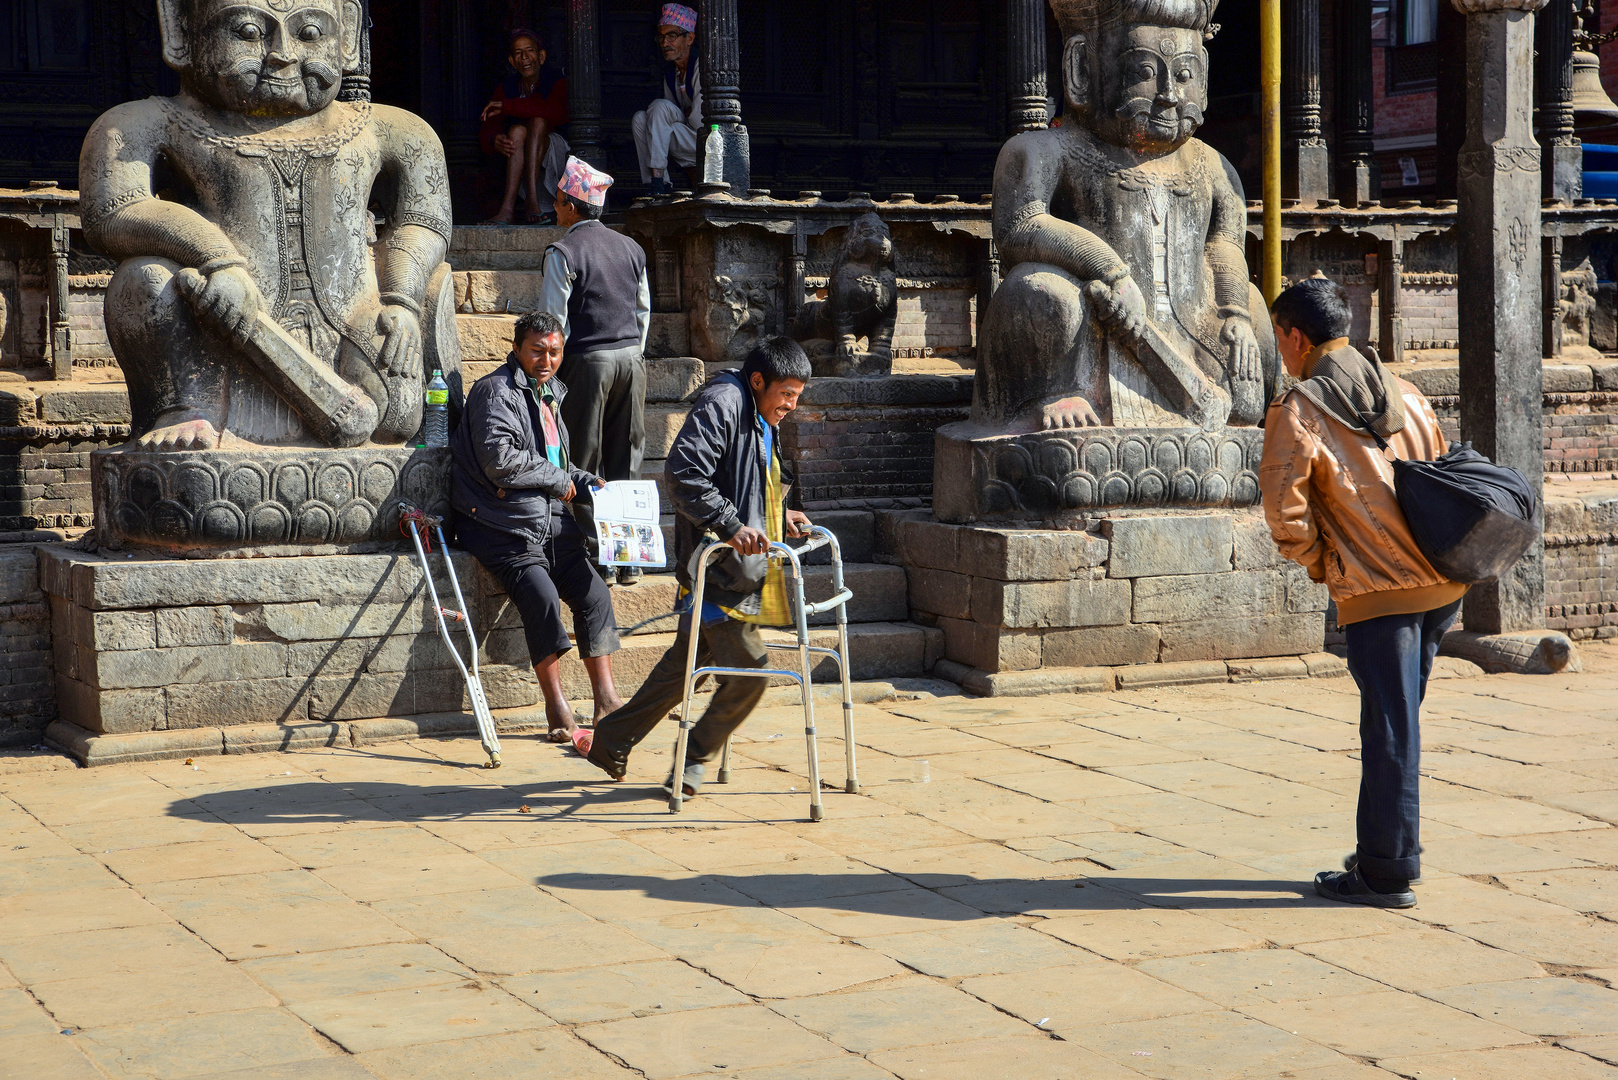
left=2, top=642, right=1618, bottom=1078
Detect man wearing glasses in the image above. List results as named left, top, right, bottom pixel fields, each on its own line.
left=631, top=4, right=702, bottom=197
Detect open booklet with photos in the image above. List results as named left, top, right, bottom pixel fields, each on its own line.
left=593, top=480, right=667, bottom=567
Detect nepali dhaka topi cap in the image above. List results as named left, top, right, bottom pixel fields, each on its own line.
left=559, top=156, right=613, bottom=206
left=660, top=4, right=697, bottom=32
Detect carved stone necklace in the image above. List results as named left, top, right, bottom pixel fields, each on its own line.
left=160, top=99, right=371, bottom=158
left=1065, top=135, right=1204, bottom=197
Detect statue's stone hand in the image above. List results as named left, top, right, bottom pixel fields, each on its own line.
left=1220, top=317, right=1262, bottom=384
left=1039, top=395, right=1103, bottom=431
left=175, top=265, right=262, bottom=350
left=1085, top=276, right=1147, bottom=344
left=376, top=305, right=423, bottom=380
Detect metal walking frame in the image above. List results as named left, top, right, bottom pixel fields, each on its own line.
left=400, top=505, right=502, bottom=768
left=668, top=525, right=859, bottom=821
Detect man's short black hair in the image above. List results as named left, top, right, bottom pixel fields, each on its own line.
left=1270, top=276, right=1352, bottom=347
left=513, top=310, right=563, bottom=348
left=562, top=193, right=604, bottom=220
left=509, top=28, right=544, bottom=51
left=741, top=336, right=812, bottom=388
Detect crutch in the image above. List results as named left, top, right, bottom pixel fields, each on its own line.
left=401, top=506, right=501, bottom=768
left=668, top=526, right=858, bottom=821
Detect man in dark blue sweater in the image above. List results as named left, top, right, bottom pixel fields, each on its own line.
left=538, top=157, right=651, bottom=584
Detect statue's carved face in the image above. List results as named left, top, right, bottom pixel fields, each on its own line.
left=1071, top=24, right=1207, bottom=154
left=163, top=0, right=358, bottom=116
left=843, top=213, right=893, bottom=267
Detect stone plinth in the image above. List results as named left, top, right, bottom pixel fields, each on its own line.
left=39, top=545, right=541, bottom=762
left=888, top=508, right=1338, bottom=696
left=932, top=423, right=1266, bottom=523
left=92, top=446, right=451, bottom=556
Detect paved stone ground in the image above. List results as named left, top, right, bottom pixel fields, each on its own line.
left=5, top=647, right=1618, bottom=1079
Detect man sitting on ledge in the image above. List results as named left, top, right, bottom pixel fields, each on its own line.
left=632, top=4, right=702, bottom=197
left=479, top=29, right=570, bottom=225
left=451, top=310, right=625, bottom=743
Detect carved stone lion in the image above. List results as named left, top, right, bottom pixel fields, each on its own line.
left=792, top=212, right=897, bottom=378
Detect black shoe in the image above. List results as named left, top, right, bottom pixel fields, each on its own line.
left=617, top=566, right=642, bottom=586
left=648, top=176, right=671, bottom=197
left=597, top=563, right=614, bottom=584
left=1343, top=851, right=1423, bottom=886
left=1315, top=866, right=1416, bottom=909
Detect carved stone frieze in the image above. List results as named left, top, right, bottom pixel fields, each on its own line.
left=932, top=422, right=1265, bottom=523
left=92, top=446, right=450, bottom=553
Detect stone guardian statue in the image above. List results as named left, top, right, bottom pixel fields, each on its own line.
left=79, top=0, right=456, bottom=451
left=975, top=0, right=1275, bottom=434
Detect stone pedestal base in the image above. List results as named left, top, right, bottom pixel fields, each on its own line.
left=889, top=507, right=1338, bottom=696
left=92, top=445, right=451, bottom=556
left=39, top=545, right=541, bottom=764
left=932, top=423, right=1265, bottom=524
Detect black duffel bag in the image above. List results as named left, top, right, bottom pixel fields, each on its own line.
left=1357, top=423, right=1539, bottom=584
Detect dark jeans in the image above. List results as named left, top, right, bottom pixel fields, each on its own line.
left=558, top=345, right=646, bottom=561
left=589, top=615, right=768, bottom=777
left=1343, top=599, right=1462, bottom=883
left=457, top=512, right=620, bottom=664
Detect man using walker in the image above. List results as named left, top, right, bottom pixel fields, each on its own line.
left=572, top=337, right=813, bottom=798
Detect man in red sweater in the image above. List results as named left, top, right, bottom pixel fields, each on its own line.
left=479, top=29, right=570, bottom=225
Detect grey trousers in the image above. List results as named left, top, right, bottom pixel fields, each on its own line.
left=587, top=616, right=769, bottom=778
left=632, top=98, right=700, bottom=182
left=558, top=345, right=646, bottom=561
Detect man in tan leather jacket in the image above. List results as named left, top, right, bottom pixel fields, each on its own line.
left=1260, top=277, right=1466, bottom=909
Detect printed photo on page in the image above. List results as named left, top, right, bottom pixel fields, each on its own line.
left=593, top=480, right=667, bottom=567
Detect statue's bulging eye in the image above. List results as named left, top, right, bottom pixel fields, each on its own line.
left=236, top=22, right=264, bottom=42
left=298, top=23, right=322, bottom=42
left=1176, top=68, right=1194, bottom=82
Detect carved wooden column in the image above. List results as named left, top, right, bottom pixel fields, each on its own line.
left=1536, top=0, right=1582, bottom=200
left=568, top=0, right=604, bottom=165
left=1006, top=0, right=1048, bottom=132
left=1536, top=0, right=1579, bottom=357
left=1435, top=2, right=1468, bottom=198
left=446, top=0, right=479, bottom=163
left=1454, top=0, right=1547, bottom=635
left=1335, top=0, right=1379, bottom=206
left=50, top=214, right=71, bottom=380
left=1282, top=0, right=1329, bottom=204
left=699, top=0, right=750, bottom=192
left=338, top=0, right=371, bottom=102
left=1377, top=236, right=1405, bottom=365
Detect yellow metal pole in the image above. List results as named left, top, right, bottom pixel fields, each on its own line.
left=1260, top=0, right=1282, bottom=303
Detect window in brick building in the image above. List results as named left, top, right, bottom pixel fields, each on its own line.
left=1384, top=0, right=1438, bottom=94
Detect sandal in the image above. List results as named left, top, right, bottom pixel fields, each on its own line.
left=661, top=762, right=705, bottom=799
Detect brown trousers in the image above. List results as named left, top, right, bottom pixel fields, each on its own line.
left=588, top=616, right=769, bottom=777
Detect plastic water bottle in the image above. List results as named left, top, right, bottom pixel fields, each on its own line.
left=703, top=124, right=725, bottom=186
left=423, top=370, right=449, bottom=448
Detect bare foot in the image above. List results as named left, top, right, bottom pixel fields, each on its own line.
left=138, top=415, right=220, bottom=451
left=592, top=695, right=625, bottom=724
left=1037, top=396, right=1102, bottom=431
left=544, top=700, right=577, bottom=743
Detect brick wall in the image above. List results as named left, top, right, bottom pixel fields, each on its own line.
left=1, top=433, right=122, bottom=532
left=0, top=548, right=54, bottom=745
left=782, top=376, right=972, bottom=511
left=891, top=288, right=976, bottom=359
left=1429, top=387, right=1618, bottom=477
left=1544, top=487, right=1618, bottom=641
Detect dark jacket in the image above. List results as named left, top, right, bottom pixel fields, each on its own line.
left=451, top=353, right=597, bottom=544
left=667, top=369, right=794, bottom=615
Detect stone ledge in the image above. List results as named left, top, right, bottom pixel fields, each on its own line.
left=933, top=651, right=1350, bottom=698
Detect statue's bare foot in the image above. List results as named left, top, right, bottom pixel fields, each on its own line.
left=137, top=414, right=220, bottom=451
left=1038, top=396, right=1103, bottom=431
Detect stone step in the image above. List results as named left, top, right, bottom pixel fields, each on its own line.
left=447, top=223, right=627, bottom=272
left=556, top=620, right=942, bottom=700
left=539, top=562, right=908, bottom=636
